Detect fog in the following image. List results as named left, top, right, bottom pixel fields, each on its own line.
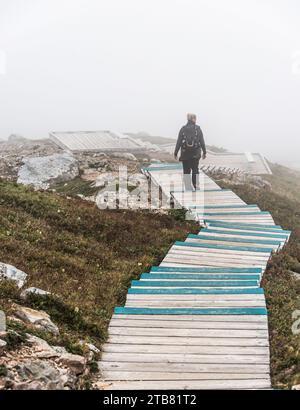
left=0, top=0, right=300, bottom=166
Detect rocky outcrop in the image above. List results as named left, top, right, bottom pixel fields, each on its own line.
left=20, top=287, right=50, bottom=300
left=17, top=153, right=79, bottom=190
left=0, top=263, right=27, bottom=288
left=13, top=305, right=59, bottom=336
left=58, top=353, right=86, bottom=375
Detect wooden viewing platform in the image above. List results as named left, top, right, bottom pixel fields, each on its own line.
left=99, top=164, right=291, bottom=390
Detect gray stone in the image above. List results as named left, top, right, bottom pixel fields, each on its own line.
left=17, top=153, right=79, bottom=190
left=14, top=360, right=68, bottom=390
left=14, top=305, right=59, bottom=336
left=59, top=353, right=86, bottom=375
left=0, top=263, right=27, bottom=288
left=20, top=287, right=50, bottom=300
left=26, top=334, right=60, bottom=359
left=52, top=346, right=68, bottom=355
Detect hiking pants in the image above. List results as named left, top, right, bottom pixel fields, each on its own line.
left=182, top=158, right=200, bottom=190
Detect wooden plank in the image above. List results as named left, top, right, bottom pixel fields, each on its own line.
left=131, top=280, right=259, bottom=288
left=107, top=335, right=269, bottom=347
left=200, top=229, right=287, bottom=241
left=99, top=379, right=271, bottom=390
left=151, top=266, right=263, bottom=273
left=110, top=318, right=268, bottom=329
left=125, top=301, right=266, bottom=308
left=188, top=234, right=281, bottom=247
left=127, top=292, right=265, bottom=299
left=101, top=352, right=270, bottom=364
left=99, top=361, right=270, bottom=374
left=102, top=344, right=269, bottom=355
left=112, top=314, right=268, bottom=322
left=167, top=249, right=270, bottom=262
left=108, top=327, right=268, bottom=339
left=101, top=371, right=270, bottom=381
left=150, top=266, right=262, bottom=274
left=142, top=273, right=262, bottom=280
left=128, top=288, right=264, bottom=295
left=164, top=251, right=269, bottom=263
left=114, top=307, right=268, bottom=315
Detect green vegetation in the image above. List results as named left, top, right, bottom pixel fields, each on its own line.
left=0, top=365, right=7, bottom=377
left=52, top=177, right=99, bottom=197
left=218, top=163, right=300, bottom=389
left=0, top=180, right=198, bottom=350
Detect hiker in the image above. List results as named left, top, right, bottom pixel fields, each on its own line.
left=174, top=113, right=207, bottom=190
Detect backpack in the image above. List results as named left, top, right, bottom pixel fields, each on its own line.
left=181, top=124, right=200, bottom=151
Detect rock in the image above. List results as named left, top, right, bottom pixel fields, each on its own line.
left=17, top=153, right=79, bottom=190
left=0, top=263, right=27, bottom=288
left=59, top=353, right=86, bottom=375
left=150, top=158, right=162, bottom=163
left=20, top=287, right=50, bottom=300
left=12, top=380, right=44, bottom=390
left=14, top=305, right=59, bottom=336
left=52, top=346, right=68, bottom=355
left=0, top=338, right=7, bottom=354
left=112, top=152, right=137, bottom=161
left=14, top=360, right=67, bottom=390
left=292, top=384, right=300, bottom=390
left=26, top=334, right=60, bottom=359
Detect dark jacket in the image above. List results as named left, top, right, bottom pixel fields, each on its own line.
left=174, top=121, right=206, bottom=161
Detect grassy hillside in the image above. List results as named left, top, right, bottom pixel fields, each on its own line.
left=218, top=164, right=300, bottom=389
left=0, top=180, right=198, bottom=351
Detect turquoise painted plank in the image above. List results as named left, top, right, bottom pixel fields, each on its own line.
left=151, top=266, right=263, bottom=273
left=141, top=273, right=261, bottom=280
left=131, top=280, right=259, bottom=287
left=114, top=307, right=268, bottom=316
left=202, top=212, right=270, bottom=216
left=188, top=234, right=281, bottom=246
left=143, top=165, right=182, bottom=172
left=174, top=241, right=273, bottom=253
left=202, top=228, right=289, bottom=239
left=128, top=288, right=264, bottom=295
left=207, top=221, right=287, bottom=231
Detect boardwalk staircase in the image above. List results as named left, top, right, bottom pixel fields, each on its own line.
left=99, top=163, right=291, bottom=390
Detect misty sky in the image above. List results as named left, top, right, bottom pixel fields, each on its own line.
left=0, top=0, right=300, bottom=164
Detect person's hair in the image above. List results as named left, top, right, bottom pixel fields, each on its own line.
left=187, top=113, right=197, bottom=122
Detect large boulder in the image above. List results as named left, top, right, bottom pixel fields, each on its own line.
left=17, top=153, right=79, bottom=189
left=12, top=360, right=75, bottom=390
left=13, top=305, right=59, bottom=336
left=0, top=263, right=27, bottom=288
left=20, top=287, right=50, bottom=300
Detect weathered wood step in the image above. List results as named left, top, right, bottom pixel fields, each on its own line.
left=101, top=371, right=270, bottom=381
left=99, top=379, right=271, bottom=390
left=99, top=361, right=270, bottom=373
left=109, top=318, right=268, bottom=329
left=114, top=307, right=268, bottom=315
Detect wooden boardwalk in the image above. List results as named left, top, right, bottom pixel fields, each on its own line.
left=99, top=164, right=291, bottom=390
